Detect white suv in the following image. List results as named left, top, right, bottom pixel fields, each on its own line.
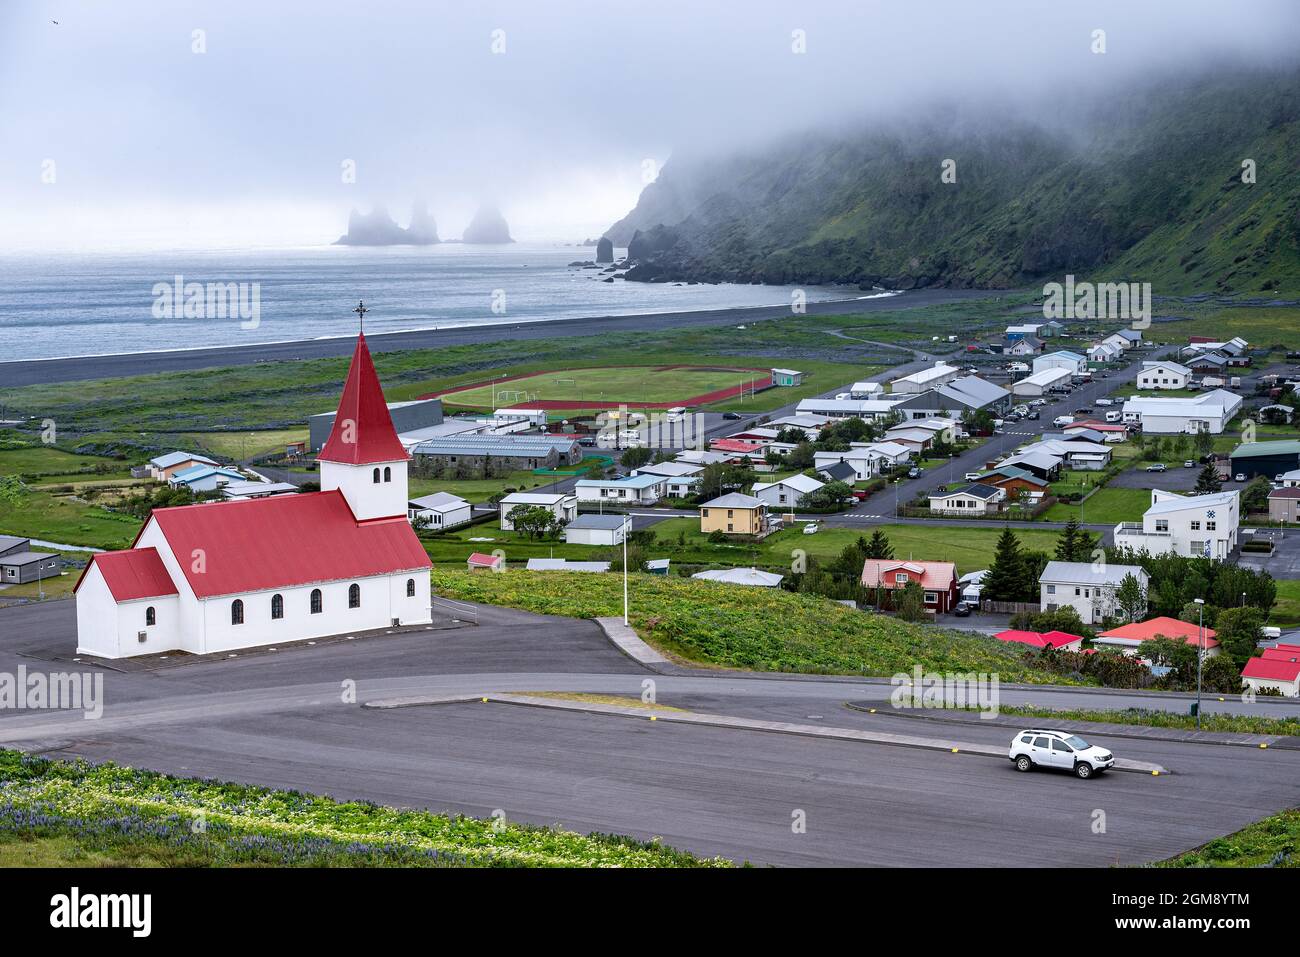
left=1008, top=729, right=1114, bottom=779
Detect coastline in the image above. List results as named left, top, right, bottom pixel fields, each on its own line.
left=0, top=287, right=1005, bottom=388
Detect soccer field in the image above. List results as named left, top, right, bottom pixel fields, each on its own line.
left=436, top=365, right=770, bottom=409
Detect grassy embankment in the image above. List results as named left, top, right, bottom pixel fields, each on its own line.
left=422, top=517, right=1064, bottom=577
left=0, top=749, right=725, bottom=868
left=1158, top=810, right=1299, bottom=868
left=431, top=568, right=1064, bottom=681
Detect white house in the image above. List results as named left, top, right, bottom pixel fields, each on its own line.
left=889, top=362, right=960, bottom=394
left=796, top=397, right=904, bottom=420
left=1088, top=342, right=1121, bottom=363
left=927, top=483, right=1004, bottom=515
left=812, top=441, right=911, bottom=482
left=845, top=382, right=884, bottom=399
left=574, top=473, right=666, bottom=505
left=75, top=333, right=433, bottom=660
left=1033, top=351, right=1088, bottom=377
left=1136, top=360, right=1192, bottom=390
left=167, top=465, right=245, bottom=492
left=1038, top=561, right=1149, bottom=625
left=631, top=460, right=703, bottom=498
left=491, top=408, right=548, bottom=428
left=1012, top=367, right=1072, bottom=397
left=1113, top=489, right=1239, bottom=559
left=751, top=473, right=826, bottom=509
left=1102, top=329, right=1142, bottom=351
left=1242, top=654, right=1300, bottom=698
left=408, top=491, right=473, bottom=530
left=1121, top=389, right=1243, bottom=434
left=147, top=450, right=219, bottom=481
left=498, top=492, right=578, bottom=530
left=563, top=513, right=631, bottom=546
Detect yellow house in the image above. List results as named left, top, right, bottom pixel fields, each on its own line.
left=700, top=493, right=768, bottom=536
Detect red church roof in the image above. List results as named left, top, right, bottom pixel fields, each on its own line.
left=318, top=333, right=410, bottom=465
left=146, top=490, right=430, bottom=599
left=75, top=547, right=178, bottom=602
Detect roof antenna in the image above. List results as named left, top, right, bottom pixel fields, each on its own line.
left=353, top=299, right=368, bottom=334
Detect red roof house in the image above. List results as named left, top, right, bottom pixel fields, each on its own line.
left=1096, top=617, right=1219, bottom=653
left=467, top=552, right=503, bottom=572
left=1242, top=656, right=1300, bottom=696
left=860, top=559, right=958, bottom=614
left=995, top=629, right=1085, bottom=652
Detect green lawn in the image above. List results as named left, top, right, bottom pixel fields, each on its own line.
left=439, top=365, right=756, bottom=410
left=408, top=471, right=566, bottom=503
left=0, top=486, right=142, bottom=550
left=1270, top=578, right=1300, bottom=627
left=1042, top=487, right=1153, bottom=524
left=0, top=446, right=132, bottom=480
left=181, top=428, right=308, bottom=461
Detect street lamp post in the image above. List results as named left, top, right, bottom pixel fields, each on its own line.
left=623, top=527, right=629, bottom=626
left=1194, top=597, right=1205, bottom=730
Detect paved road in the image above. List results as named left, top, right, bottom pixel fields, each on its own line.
left=0, top=288, right=1000, bottom=388
left=2, top=598, right=1298, bottom=867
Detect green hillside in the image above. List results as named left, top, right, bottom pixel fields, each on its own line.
left=611, top=68, right=1300, bottom=295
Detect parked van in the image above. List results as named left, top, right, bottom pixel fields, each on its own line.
left=1105, top=410, right=1122, bottom=422
left=1053, top=415, right=1074, bottom=427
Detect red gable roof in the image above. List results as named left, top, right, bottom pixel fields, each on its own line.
left=710, top=438, right=765, bottom=453
left=467, top=552, right=501, bottom=567
left=1098, top=616, right=1219, bottom=648
left=75, top=547, right=177, bottom=602
left=1261, top=648, right=1300, bottom=662
left=147, top=490, right=430, bottom=599
left=318, top=334, right=409, bottom=465
left=1242, top=656, right=1300, bottom=682
left=860, top=559, right=956, bottom=590
left=995, top=629, right=1083, bottom=650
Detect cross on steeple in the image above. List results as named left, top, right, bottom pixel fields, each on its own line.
left=353, top=299, right=369, bottom=333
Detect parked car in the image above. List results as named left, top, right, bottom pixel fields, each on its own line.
left=721, top=412, right=743, bottom=420
left=1146, top=463, right=1167, bottom=472
left=907, top=466, right=923, bottom=479
left=802, top=523, right=819, bottom=535
left=1008, top=730, right=1114, bottom=779
left=1074, top=407, right=1093, bottom=415
left=952, top=601, right=972, bottom=617
left=1183, top=460, right=1196, bottom=468
left=1094, top=397, right=1114, bottom=406
left=965, top=472, right=983, bottom=481
left=1026, top=411, right=1040, bottom=420
left=1234, top=473, right=1247, bottom=482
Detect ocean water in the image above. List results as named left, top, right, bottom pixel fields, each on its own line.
left=0, top=244, right=867, bottom=362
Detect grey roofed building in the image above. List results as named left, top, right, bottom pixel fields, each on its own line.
left=0, top=549, right=61, bottom=584
left=1039, top=560, right=1145, bottom=588
left=566, top=513, right=632, bottom=530
left=817, top=461, right=858, bottom=483
left=310, top=397, right=443, bottom=451
left=408, top=491, right=470, bottom=511
left=700, top=492, right=766, bottom=509
left=525, top=559, right=611, bottom=572
left=411, top=433, right=580, bottom=467
left=0, top=535, right=31, bottom=559
left=936, top=483, right=1002, bottom=500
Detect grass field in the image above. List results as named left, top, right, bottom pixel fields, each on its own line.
left=1270, top=578, right=1300, bottom=627
left=0, top=486, right=142, bottom=550
left=1042, top=487, right=1153, bottom=524
left=1158, top=808, right=1299, bottom=868
left=0, top=446, right=131, bottom=480
left=181, top=428, right=308, bottom=460
left=408, top=471, right=563, bottom=502
left=437, top=365, right=764, bottom=410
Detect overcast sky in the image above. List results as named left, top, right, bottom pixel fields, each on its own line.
left=1, top=0, right=1296, bottom=250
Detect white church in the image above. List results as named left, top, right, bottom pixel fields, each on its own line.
left=74, top=332, right=434, bottom=658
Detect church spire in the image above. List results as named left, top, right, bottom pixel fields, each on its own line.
left=317, top=332, right=408, bottom=465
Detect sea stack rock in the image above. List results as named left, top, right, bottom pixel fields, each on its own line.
left=406, top=201, right=440, bottom=244
left=626, top=224, right=677, bottom=262
left=595, top=236, right=614, bottom=263
left=334, top=206, right=409, bottom=246
left=462, top=205, right=514, bottom=244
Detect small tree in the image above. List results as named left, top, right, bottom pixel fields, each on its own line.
left=982, top=528, right=1029, bottom=602
left=1114, top=572, right=1148, bottom=622
left=864, top=528, right=894, bottom=559
left=506, top=504, right=561, bottom=540
left=894, top=580, right=928, bottom=622
left=620, top=446, right=653, bottom=469
left=1212, top=606, right=1263, bottom=667
left=1200, top=654, right=1242, bottom=694
left=1193, top=462, right=1223, bottom=495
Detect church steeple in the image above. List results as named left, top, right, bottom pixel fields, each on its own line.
left=318, top=332, right=408, bottom=466
left=318, top=329, right=410, bottom=522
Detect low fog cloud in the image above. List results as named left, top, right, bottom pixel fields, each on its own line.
left=0, top=0, right=1295, bottom=248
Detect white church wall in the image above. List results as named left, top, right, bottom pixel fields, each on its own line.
left=136, top=519, right=206, bottom=654
left=320, top=459, right=409, bottom=520
left=75, top=564, right=124, bottom=657
left=198, top=572, right=430, bottom=654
